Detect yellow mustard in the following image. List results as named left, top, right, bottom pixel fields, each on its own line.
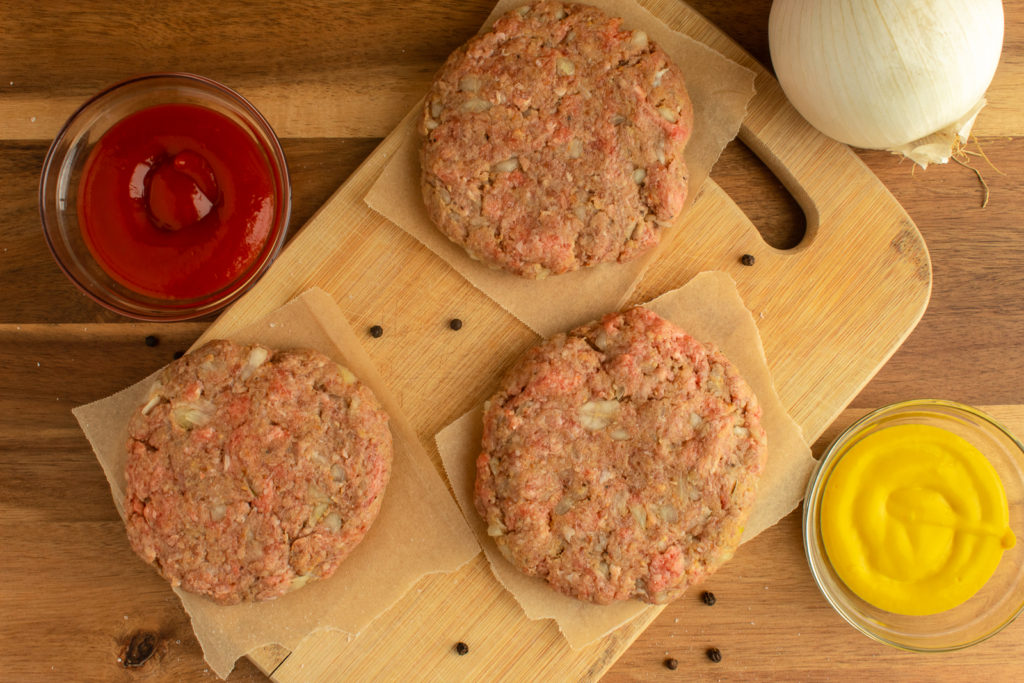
left=821, top=423, right=1015, bottom=615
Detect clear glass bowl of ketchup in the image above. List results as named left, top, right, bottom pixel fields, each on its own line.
left=804, top=400, right=1024, bottom=651
left=40, top=73, right=291, bottom=320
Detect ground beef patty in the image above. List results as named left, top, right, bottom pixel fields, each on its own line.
left=124, top=340, right=392, bottom=605
left=420, top=0, right=693, bottom=278
left=475, top=307, right=766, bottom=604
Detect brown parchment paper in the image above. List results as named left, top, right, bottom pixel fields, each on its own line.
left=72, top=288, right=479, bottom=679
left=365, top=0, right=756, bottom=338
left=436, top=271, right=813, bottom=648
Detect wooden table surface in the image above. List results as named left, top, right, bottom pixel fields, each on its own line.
left=3, top=1, right=1023, bottom=680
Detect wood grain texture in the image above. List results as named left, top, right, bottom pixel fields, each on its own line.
left=1, top=1, right=1023, bottom=681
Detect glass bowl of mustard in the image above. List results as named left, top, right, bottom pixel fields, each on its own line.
left=39, top=73, right=291, bottom=321
left=804, top=399, right=1024, bottom=651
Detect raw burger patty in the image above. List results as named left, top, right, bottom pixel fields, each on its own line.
left=420, top=0, right=694, bottom=278
left=475, top=307, right=766, bottom=604
left=124, top=340, right=393, bottom=605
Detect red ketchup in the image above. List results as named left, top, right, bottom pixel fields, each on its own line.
left=77, top=103, right=278, bottom=301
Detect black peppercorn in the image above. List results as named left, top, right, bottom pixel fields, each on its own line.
left=664, top=657, right=679, bottom=670
left=706, top=647, right=722, bottom=663
left=369, top=325, right=384, bottom=338
left=144, top=335, right=159, bottom=347
left=740, top=253, right=756, bottom=266
left=701, top=590, right=716, bottom=606
left=449, top=318, right=463, bottom=331
left=454, top=641, right=469, bottom=656
left=173, top=350, right=185, bottom=360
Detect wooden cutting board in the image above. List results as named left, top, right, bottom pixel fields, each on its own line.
left=196, top=0, right=931, bottom=679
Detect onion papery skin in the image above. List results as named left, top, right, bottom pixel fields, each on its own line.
left=769, top=0, right=1004, bottom=167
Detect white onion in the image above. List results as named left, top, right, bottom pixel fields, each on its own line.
left=769, top=0, right=1004, bottom=167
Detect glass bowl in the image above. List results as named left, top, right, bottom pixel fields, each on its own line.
left=39, top=73, right=291, bottom=321
left=804, top=399, right=1024, bottom=651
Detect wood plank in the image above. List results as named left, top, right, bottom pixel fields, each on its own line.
left=3, top=0, right=1021, bottom=139
left=0, top=0, right=494, bottom=141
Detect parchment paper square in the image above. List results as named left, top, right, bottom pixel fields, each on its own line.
left=365, top=0, right=756, bottom=337
left=436, top=272, right=814, bottom=648
left=73, top=288, right=480, bottom=678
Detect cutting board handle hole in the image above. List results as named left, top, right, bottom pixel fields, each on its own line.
left=711, top=138, right=806, bottom=250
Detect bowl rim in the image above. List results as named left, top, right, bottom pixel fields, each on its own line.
left=38, top=71, right=291, bottom=321
left=803, top=398, right=1024, bottom=652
